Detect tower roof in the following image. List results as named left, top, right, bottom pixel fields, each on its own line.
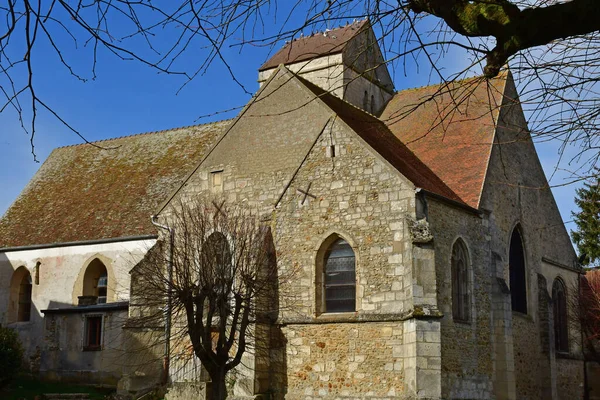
left=259, top=20, right=368, bottom=71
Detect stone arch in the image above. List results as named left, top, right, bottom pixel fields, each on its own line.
left=8, top=266, right=32, bottom=323
left=72, top=255, right=116, bottom=304
left=315, top=232, right=357, bottom=315
left=202, top=231, right=234, bottom=289
left=509, top=224, right=527, bottom=314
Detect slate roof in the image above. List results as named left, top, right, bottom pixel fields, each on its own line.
left=259, top=20, right=368, bottom=71
left=0, top=121, right=227, bottom=249
left=296, top=74, right=463, bottom=204
left=380, top=75, right=508, bottom=208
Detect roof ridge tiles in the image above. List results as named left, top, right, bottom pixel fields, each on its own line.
left=55, top=118, right=232, bottom=150
left=391, top=71, right=508, bottom=95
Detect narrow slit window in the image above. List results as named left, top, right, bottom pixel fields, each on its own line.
left=451, top=239, right=470, bottom=322
left=509, top=228, right=527, bottom=314
left=553, top=278, right=569, bottom=352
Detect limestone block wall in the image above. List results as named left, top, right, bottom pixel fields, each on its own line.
left=0, top=239, right=153, bottom=360
left=167, top=72, right=429, bottom=397
left=344, top=69, right=394, bottom=116
left=258, top=54, right=345, bottom=99
left=272, top=122, right=417, bottom=317
left=426, top=198, right=495, bottom=399
left=341, top=25, right=393, bottom=91
left=479, top=77, right=583, bottom=399
left=270, top=322, right=406, bottom=399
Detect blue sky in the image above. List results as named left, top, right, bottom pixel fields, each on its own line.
left=0, top=8, right=585, bottom=242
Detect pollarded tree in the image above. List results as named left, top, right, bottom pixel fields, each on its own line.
left=572, top=171, right=600, bottom=267
left=131, top=197, right=281, bottom=400
left=1, top=1, right=600, bottom=176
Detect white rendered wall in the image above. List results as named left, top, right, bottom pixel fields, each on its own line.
left=0, top=238, right=155, bottom=326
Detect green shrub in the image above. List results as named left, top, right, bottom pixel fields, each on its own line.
left=0, top=326, right=23, bottom=387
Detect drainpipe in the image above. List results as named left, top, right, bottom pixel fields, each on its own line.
left=151, top=215, right=174, bottom=386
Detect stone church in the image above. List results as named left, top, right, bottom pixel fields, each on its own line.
left=0, top=20, right=584, bottom=399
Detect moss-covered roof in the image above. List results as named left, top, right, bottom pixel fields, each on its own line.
left=0, top=121, right=228, bottom=248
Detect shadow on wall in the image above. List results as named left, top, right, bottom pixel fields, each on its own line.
left=264, top=230, right=288, bottom=399
left=40, top=300, right=160, bottom=388
left=0, top=252, right=45, bottom=374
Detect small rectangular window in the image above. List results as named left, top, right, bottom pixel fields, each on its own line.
left=211, top=170, right=223, bottom=192
left=84, top=316, right=103, bottom=351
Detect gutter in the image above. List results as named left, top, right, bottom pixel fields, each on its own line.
left=0, top=234, right=158, bottom=253
left=150, top=215, right=174, bottom=385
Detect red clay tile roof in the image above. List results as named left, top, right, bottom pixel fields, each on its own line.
left=259, top=20, right=368, bottom=71
left=0, top=121, right=227, bottom=248
left=380, top=75, right=508, bottom=208
left=297, top=74, right=464, bottom=204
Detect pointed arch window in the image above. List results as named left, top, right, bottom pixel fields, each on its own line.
left=202, top=232, right=233, bottom=305
left=553, top=278, right=569, bottom=352
left=510, top=228, right=527, bottom=314
left=83, top=259, right=109, bottom=304
left=451, top=239, right=470, bottom=322
left=323, top=238, right=356, bottom=313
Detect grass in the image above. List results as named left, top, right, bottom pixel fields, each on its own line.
left=0, top=377, right=114, bottom=400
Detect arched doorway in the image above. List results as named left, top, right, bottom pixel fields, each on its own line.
left=9, top=266, right=32, bottom=322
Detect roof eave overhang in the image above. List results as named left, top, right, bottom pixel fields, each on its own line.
left=0, top=234, right=158, bottom=253
left=417, top=188, right=482, bottom=216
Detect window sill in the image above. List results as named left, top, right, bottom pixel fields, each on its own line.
left=452, top=318, right=472, bottom=326
left=83, top=346, right=102, bottom=352
left=556, top=351, right=580, bottom=360
left=512, top=311, right=533, bottom=322
left=7, top=320, right=33, bottom=327
left=315, top=311, right=358, bottom=322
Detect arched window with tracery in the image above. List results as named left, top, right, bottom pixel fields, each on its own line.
left=83, top=259, right=109, bottom=304
left=509, top=227, right=527, bottom=314
left=9, top=266, right=32, bottom=322
left=553, top=278, right=569, bottom=352
left=451, top=239, right=470, bottom=322
left=321, top=237, right=356, bottom=313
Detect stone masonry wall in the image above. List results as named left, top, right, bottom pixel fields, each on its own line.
left=270, top=322, right=405, bottom=399
left=167, top=68, right=441, bottom=398
left=426, top=198, right=495, bottom=400
left=479, top=75, right=583, bottom=399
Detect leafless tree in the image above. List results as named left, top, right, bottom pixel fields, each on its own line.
left=1, top=0, right=599, bottom=176
left=129, top=196, right=282, bottom=400
left=573, top=270, right=600, bottom=364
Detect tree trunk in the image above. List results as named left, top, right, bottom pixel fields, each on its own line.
left=210, top=368, right=228, bottom=400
